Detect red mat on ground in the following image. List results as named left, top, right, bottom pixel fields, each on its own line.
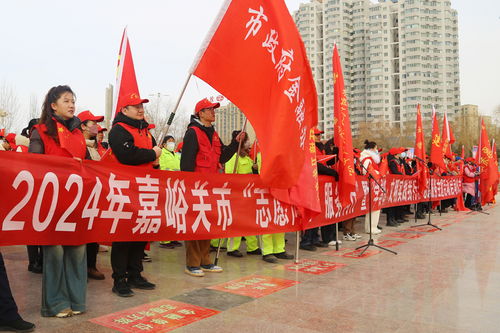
left=283, top=259, right=346, bottom=275
left=89, top=299, right=219, bottom=333
left=207, top=275, right=298, bottom=298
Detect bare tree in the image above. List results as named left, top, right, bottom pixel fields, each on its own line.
left=0, top=82, right=21, bottom=132
left=29, top=94, right=40, bottom=120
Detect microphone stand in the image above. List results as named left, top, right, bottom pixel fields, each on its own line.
left=411, top=158, right=441, bottom=230
left=355, top=162, right=397, bottom=256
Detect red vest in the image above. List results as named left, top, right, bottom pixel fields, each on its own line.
left=463, top=165, right=476, bottom=183
left=97, top=142, right=107, bottom=157
left=34, top=122, right=86, bottom=159
left=361, top=156, right=380, bottom=171
left=102, top=122, right=154, bottom=167
left=191, top=126, right=221, bottom=174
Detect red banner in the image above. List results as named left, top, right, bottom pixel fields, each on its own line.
left=0, top=152, right=462, bottom=245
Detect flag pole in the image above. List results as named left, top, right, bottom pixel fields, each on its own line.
left=158, top=74, right=192, bottom=143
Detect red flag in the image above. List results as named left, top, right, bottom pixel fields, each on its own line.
left=441, top=110, right=451, bottom=156
left=113, top=28, right=141, bottom=116
left=492, top=142, right=499, bottom=197
left=332, top=45, right=356, bottom=206
left=430, top=107, right=446, bottom=170
left=192, top=0, right=320, bottom=215
left=477, top=120, right=497, bottom=205
left=414, top=104, right=428, bottom=195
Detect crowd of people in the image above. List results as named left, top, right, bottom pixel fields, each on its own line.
left=0, top=85, right=487, bottom=332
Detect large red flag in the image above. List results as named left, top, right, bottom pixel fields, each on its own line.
left=414, top=104, right=428, bottom=195
left=192, top=0, right=320, bottom=215
left=478, top=120, right=498, bottom=205
left=441, top=110, right=451, bottom=156
left=113, top=28, right=142, bottom=116
left=492, top=141, right=499, bottom=198
left=430, top=107, right=446, bottom=170
left=332, top=45, right=356, bottom=206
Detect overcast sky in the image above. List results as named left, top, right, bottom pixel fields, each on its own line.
left=1, top=0, right=499, bottom=130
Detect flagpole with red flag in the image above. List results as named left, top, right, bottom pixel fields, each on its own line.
left=430, top=106, right=446, bottom=170
left=191, top=0, right=320, bottom=217
left=332, top=44, right=356, bottom=207
left=414, top=104, right=428, bottom=195
left=478, top=119, right=498, bottom=205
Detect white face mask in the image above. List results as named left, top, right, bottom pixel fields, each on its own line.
left=166, top=142, right=176, bottom=152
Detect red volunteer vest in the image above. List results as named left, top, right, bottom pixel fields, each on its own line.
left=463, top=165, right=476, bottom=183
left=34, top=121, right=86, bottom=159
left=97, top=142, right=107, bottom=157
left=191, top=126, right=221, bottom=174
left=360, top=156, right=380, bottom=171
left=102, top=122, right=154, bottom=167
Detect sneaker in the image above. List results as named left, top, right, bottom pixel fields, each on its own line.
left=227, top=250, right=243, bottom=257
left=142, top=253, right=152, bottom=262
left=112, top=278, right=134, bottom=297
left=275, top=251, right=294, bottom=260
left=313, top=242, right=329, bottom=248
left=377, top=225, right=383, bottom=230
left=88, top=267, right=105, bottom=280
left=72, top=310, right=83, bottom=315
left=299, top=244, right=317, bottom=251
left=201, top=264, right=223, bottom=273
left=128, top=275, right=156, bottom=290
left=262, top=254, right=278, bottom=263
left=0, top=318, right=35, bottom=332
left=184, top=266, right=204, bottom=277
left=247, top=248, right=262, bottom=255
left=328, top=240, right=342, bottom=246
left=371, top=229, right=381, bottom=235
left=352, top=234, right=362, bottom=239
left=343, top=234, right=356, bottom=241
left=55, top=309, right=73, bottom=318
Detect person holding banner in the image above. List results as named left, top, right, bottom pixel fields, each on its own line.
left=77, top=110, right=106, bottom=281
left=180, top=98, right=242, bottom=277
left=29, top=85, right=87, bottom=318
left=463, top=158, right=479, bottom=209
left=108, top=93, right=161, bottom=297
left=360, top=140, right=382, bottom=235
left=223, top=131, right=261, bottom=258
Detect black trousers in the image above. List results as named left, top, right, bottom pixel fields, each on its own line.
left=26, top=245, right=42, bottom=266
left=320, top=224, right=337, bottom=243
left=300, top=228, right=320, bottom=246
left=86, top=243, right=99, bottom=269
left=0, top=253, right=21, bottom=322
left=111, top=242, right=146, bottom=280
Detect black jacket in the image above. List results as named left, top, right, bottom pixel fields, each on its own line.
left=388, top=154, right=403, bottom=175
left=180, top=115, right=239, bottom=172
left=108, top=112, right=157, bottom=166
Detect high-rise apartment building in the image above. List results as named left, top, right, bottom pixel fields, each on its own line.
left=294, top=0, right=460, bottom=135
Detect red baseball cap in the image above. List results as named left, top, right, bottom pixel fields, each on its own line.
left=5, top=133, right=16, bottom=146
left=389, top=147, right=407, bottom=155
left=195, top=98, right=220, bottom=114
left=120, top=92, right=149, bottom=109
left=97, top=125, right=107, bottom=133
left=78, top=110, right=104, bottom=123
left=313, top=127, right=324, bottom=135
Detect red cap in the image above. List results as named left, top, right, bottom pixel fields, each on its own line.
left=120, top=92, right=149, bottom=109
left=78, top=110, right=104, bottom=123
left=389, top=147, right=407, bottom=155
left=97, top=125, right=107, bottom=133
left=5, top=133, right=16, bottom=146
left=444, top=153, right=454, bottom=160
left=313, top=127, right=324, bottom=135
left=195, top=98, right=220, bottom=114
left=465, top=157, right=475, bottom=163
